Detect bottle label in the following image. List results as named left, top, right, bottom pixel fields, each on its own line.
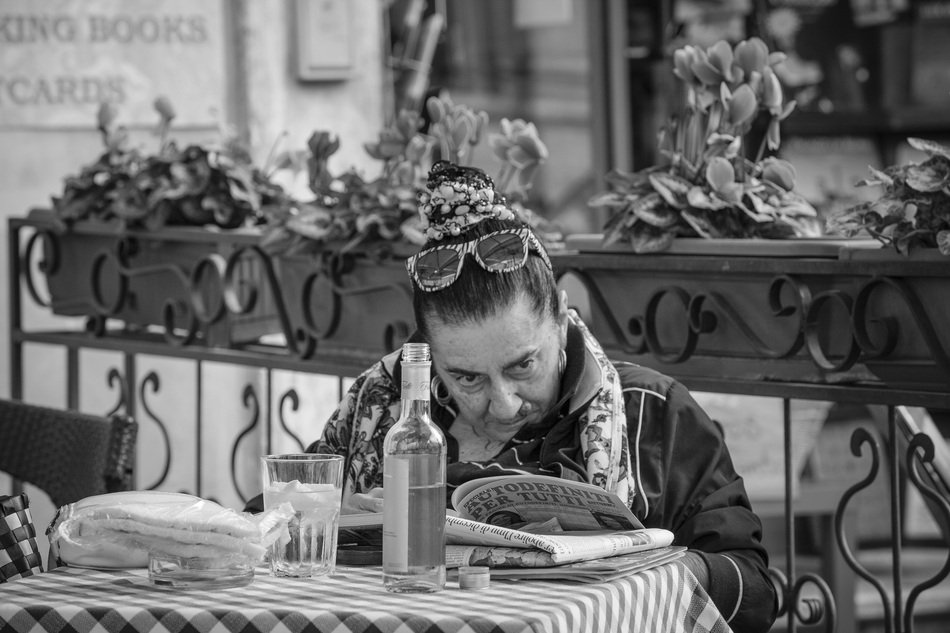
left=382, top=456, right=410, bottom=568
left=401, top=364, right=430, bottom=402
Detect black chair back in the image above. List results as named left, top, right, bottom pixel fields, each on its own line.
left=0, top=399, right=137, bottom=508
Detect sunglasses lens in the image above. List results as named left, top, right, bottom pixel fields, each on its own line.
left=413, top=247, right=462, bottom=289
left=475, top=232, right=527, bottom=271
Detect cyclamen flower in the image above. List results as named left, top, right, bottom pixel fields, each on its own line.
left=489, top=118, right=549, bottom=199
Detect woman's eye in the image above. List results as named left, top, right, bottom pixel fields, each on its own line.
left=511, top=358, right=534, bottom=375
left=454, top=374, right=481, bottom=387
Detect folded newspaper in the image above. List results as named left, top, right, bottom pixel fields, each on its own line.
left=450, top=545, right=687, bottom=582
left=340, top=475, right=676, bottom=571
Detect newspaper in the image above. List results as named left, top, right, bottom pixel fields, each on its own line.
left=444, top=515, right=675, bottom=566
left=339, top=475, right=644, bottom=531
left=447, top=545, right=687, bottom=582
left=451, top=474, right=644, bottom=530
left=339, top=475, right=676, bottom=575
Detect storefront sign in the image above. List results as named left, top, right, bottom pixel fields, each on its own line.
left=0, top=0, right=224, bottom=128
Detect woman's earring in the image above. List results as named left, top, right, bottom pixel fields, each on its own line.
left=558, top=348, right=567, bottom=376
left=431, top=375, right=452, bottom=406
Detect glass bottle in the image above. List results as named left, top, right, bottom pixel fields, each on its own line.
left=382, top=342, right=446, bottom=592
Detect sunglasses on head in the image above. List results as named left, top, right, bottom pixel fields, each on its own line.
left=406, top=228, right=553, bottom=292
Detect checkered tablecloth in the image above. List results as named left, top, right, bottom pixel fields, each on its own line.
left=0, top=562, right=731, bottom=633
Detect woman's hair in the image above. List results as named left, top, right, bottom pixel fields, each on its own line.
left=411, top=217, right=559, bottom=340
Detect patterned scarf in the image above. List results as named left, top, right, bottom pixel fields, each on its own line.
left=569, top=311, right=635, bottom=508
left=313, top=311, right=636, bottom=510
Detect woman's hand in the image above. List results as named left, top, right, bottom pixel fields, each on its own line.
left=342, top=487, right=384, bottom=514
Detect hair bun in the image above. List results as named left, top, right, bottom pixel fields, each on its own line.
left=418, top=161, right=514, bottom=240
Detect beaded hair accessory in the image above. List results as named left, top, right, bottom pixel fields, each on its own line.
left=418, top=161, right=516, bottom=241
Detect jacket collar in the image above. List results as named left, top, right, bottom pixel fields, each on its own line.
left=553, top=321, right=605, bottom=419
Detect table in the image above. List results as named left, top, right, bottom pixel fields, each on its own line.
left=0, top=563, right=731, bottom=633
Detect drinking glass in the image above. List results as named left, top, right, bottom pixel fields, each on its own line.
left=261, top=453, right=344, bottom=577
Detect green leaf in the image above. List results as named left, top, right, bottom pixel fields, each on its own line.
left=680, top=209, right=716, bottom=238
left=761, top=158, right=797, bottom=191
left=865, top=196, right=905, bottom=219
left=904, top=159, right=950, bottom=193
left=648, top=173, right=689, bottom=208
left=211, top=201, right=246, bottom=229
left=588, top=192, right=624, bottom=210
left=602, top=215, right=629, bottom=246
left=908, top=137, right=950, bottom=160
left=706, top=157, right=735, bottom=192
left=631, top=192, right=678, bottom=228
left=630, top=224, right=675, bottom=253
left=937, top=230, right=950, bottom=255
left=686, top=186, right=729, bottom=210
left=177, top=198, right=211, bottom=224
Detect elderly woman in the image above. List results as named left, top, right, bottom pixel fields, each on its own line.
left=305, top=161, right=775, bottom=632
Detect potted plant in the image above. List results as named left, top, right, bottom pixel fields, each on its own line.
left=259, top=91, right=554, bottom=257
left=548, top=42, right=948, bottom=394
left=47, top=97, right=293, bottom=231
left=29, top=97, right=295, bottom=346
left=584, top=36, right=819, bottom=254
left=24, top=91, right=554, bottom=356
left=254, top=91, right=554, bottom=359
left=826, top=137, right=950, bottom=257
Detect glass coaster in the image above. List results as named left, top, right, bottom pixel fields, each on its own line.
left=148, top=553, right=254, bottom=589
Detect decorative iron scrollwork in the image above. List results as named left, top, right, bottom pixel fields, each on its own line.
left=22, top=229, right=57, bottom=308
left=644, top=286, right=699, bottom=363
left=852, top=276, right=950, bottom=377
left=289, top=250, right=414, bottom=360
left=104, top=367, right=129, bottom=417
left=230, top=384, right=261, bottom=504
left=278, top=389, right=307, bottom=453
left=902, top=433, right=950, bottom=633
left=139, top=371, right=171, bottom=490
left=558, top=267, right=645, bottom=354
left=559, top=266, right=949, bottom=383
left=29, top=227, right=413, bottom=358
left=802, top=288, right=861, bottom=372
left=835, top=415, right=950, bottom=633
left=769, top=567, right=837, bottom=633
left=223, top=244, right=301, bottom=353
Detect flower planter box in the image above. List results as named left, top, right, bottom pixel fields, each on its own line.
left=552, top=236, right=950, bottom=394
left=23, top=211, right=417, bottom=357
left=26, top=210, right=280, bottom=347
left=275, top=249, right=415, bottom=361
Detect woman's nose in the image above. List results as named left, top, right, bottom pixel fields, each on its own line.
left=487, top=380, right=522, bottom=419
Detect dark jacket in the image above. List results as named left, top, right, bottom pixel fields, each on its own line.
left=466, top=322, right=777, bottom=632
left=610, top=360, right=776, bottom=632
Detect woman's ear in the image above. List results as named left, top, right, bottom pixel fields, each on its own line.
left=558, top=289, right=569, bottom=318
left=557, top=290, right=570, bottom=343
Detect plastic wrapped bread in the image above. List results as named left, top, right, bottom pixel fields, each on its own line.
left=48, top=491, right=293, bottom=569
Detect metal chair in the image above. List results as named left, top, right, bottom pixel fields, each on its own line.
left=0, top=399, right=137, bottom=508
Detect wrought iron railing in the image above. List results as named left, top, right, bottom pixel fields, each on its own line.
left=555, top=248, right=950, bottom=633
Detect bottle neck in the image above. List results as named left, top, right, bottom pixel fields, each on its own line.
left=400, top=361, right=432, bottom=419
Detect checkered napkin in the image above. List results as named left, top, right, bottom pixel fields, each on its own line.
left=0, top=493, right=44, bottom=582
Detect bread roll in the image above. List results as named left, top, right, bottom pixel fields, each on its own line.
left=50, top=491, right=291, bottom=568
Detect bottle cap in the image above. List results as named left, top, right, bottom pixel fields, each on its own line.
left=457, top=565, right=490, bottom=590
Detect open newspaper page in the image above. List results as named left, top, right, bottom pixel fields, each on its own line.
left=450, top=474, right=644, bottom=530
left=445, top=515, right=674, bottom=565
left=449, top=546, right=688, bottom=582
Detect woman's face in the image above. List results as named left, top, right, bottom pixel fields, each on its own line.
left=427, top=291, right=568, bottom=442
